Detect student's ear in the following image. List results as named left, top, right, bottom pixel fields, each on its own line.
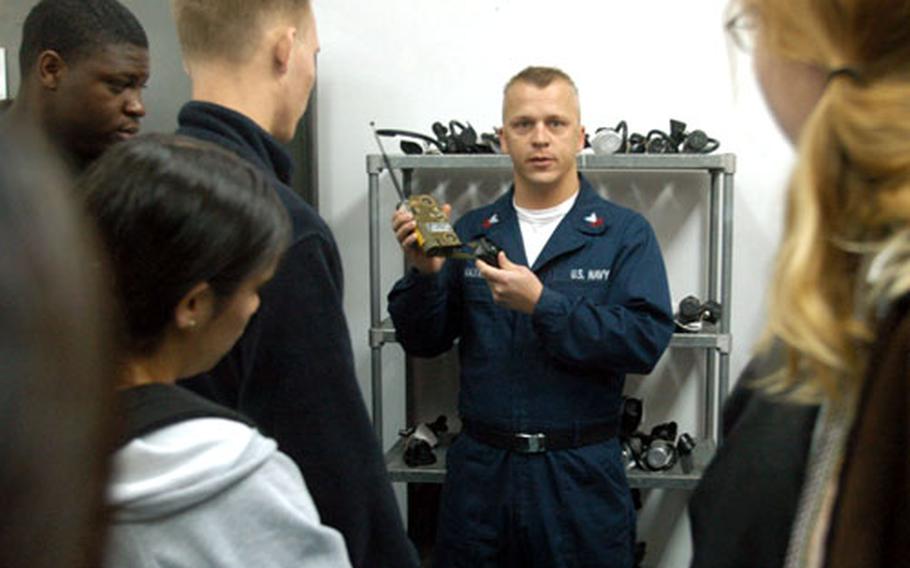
left=37, top=50, right=66, bottom=89
left=577, top=125, right=587, bottom=152
left=273, top=27, right=296, bottom=75
left=174, top=282, right=215, bottom=332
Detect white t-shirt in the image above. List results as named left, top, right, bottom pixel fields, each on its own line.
left=514, top=192, right=579, bottom=267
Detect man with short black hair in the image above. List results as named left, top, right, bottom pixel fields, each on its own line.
left=170, top=2, right=418, bottom=567
left=4, top=0, right=149, bottom=170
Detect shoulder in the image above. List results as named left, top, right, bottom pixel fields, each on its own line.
left=455, top=200, right=501, bottom=234
left=875, top=293, right=910, bottom=340
left=855, top=293, right=910, bottom=404
left=108, top=416, right=276, bottom=508
left=264, top=189, right=343, bottom=295
left=271, top=180, right=333, bottom=244
left=575, top=178, right=649, bottom=230
left=111, top=413, right=277, bottom=477
left=722, top=354, right=819, bottom=443
left=117, top=383, right=255, bottom=445
left=596, top=196, right=649, bottom=233
left=570, top=186, right=652, bottom=249
left=606, top=203, right=650, bottom=241
left=117, top=417, right=268, bottom=470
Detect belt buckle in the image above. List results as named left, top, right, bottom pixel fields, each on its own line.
left=515, top=432, right=547, bottom=454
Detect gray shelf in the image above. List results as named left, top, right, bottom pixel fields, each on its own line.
left=386, top=435, right=716, bottom=490
left=371, top=317, right=730, bottom=353
left=368, top=151, right=736, bottom=483
left=367, top=153, right=736, bottom=174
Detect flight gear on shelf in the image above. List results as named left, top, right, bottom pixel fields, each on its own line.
left=588, top=118, right=720, bottom=155
left=400, top=415, right=449, bottom=468
left=675, top=294, right=722, bottom=332
left=622, top=420, right=698, bottom=472
left=374, top=120, right=498, bottom=155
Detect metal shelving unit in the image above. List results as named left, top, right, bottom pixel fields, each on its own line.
left=367, top=153, right=735, bottom=488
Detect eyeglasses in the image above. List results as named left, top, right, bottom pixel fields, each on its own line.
left=725, top=8, right=758, bottom=53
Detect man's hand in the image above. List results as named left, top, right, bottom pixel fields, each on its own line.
left=476, top=251, right=543, bottom=314
left=391, top=203, right=450, bottom=274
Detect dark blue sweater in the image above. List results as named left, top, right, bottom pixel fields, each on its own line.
left=177, top=101, right=417, bottom=568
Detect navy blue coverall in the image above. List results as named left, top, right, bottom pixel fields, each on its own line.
left=388, top=176, right=674, bottom=568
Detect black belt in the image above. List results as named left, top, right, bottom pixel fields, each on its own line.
left=461, top=418, right=618, bottom=454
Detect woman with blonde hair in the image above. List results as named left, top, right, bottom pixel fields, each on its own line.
left=689, top=1, right=910, bottom=567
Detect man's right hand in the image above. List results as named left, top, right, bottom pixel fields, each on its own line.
left=391, top=203, right=450, bottom=274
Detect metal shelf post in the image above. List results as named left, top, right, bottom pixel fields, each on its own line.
left=368, top=168, right=383, bottom=447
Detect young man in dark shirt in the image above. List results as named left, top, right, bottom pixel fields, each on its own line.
left=3, top=0, right=149, bottom=171
left=170, top=2, right=417, bottom=567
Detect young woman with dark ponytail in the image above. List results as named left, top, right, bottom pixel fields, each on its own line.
left=80, top=134, right=353, bottom=568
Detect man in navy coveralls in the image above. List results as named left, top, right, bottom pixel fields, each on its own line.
left=389, top=66, right=674, bottom=568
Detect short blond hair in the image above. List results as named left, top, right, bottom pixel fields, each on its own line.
left=502, top=66, right=580, bottom=120
left=171, top=0, right=310, bottom=64
left=504, top=66, right=577, bottom=94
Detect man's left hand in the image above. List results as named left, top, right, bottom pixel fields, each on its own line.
left=476, top=251, right=543, bottom=315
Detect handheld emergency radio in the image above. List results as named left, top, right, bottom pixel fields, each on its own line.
left=371, top=122, right=501, bottom=266
left=405, top=194, right=461, bottom=257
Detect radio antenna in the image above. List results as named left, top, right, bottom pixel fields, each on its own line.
left=370, top=122, right=406, bottom=201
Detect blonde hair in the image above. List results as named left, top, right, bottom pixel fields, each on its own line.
left=171, top=0, right=310, bottom=64
left=744, top=0, right=910, bottom=403
left=504, top=66, right=578, bottom=95
left=502, top=66, right=580, bottom=120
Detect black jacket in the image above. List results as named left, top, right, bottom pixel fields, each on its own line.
left=688, top=346, right=819, bottom=568
left=827, top=294, right=910, bottom=568
left=177, top=101, right=418, bottom=568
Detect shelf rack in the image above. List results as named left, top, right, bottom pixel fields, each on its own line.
left=367, top=153, right=735, bottom=487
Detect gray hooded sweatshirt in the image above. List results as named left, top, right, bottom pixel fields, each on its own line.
left=105, top=417, right=352, bottom=568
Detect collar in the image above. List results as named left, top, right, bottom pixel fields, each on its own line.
left=176, top=101, right=293, bottom=185
left=472, top=175, right=610, bottom=239
left=466, top=175, right=611, bottom=270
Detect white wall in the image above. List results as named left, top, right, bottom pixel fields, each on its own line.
left=316, top=2, right=795, bottom=567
